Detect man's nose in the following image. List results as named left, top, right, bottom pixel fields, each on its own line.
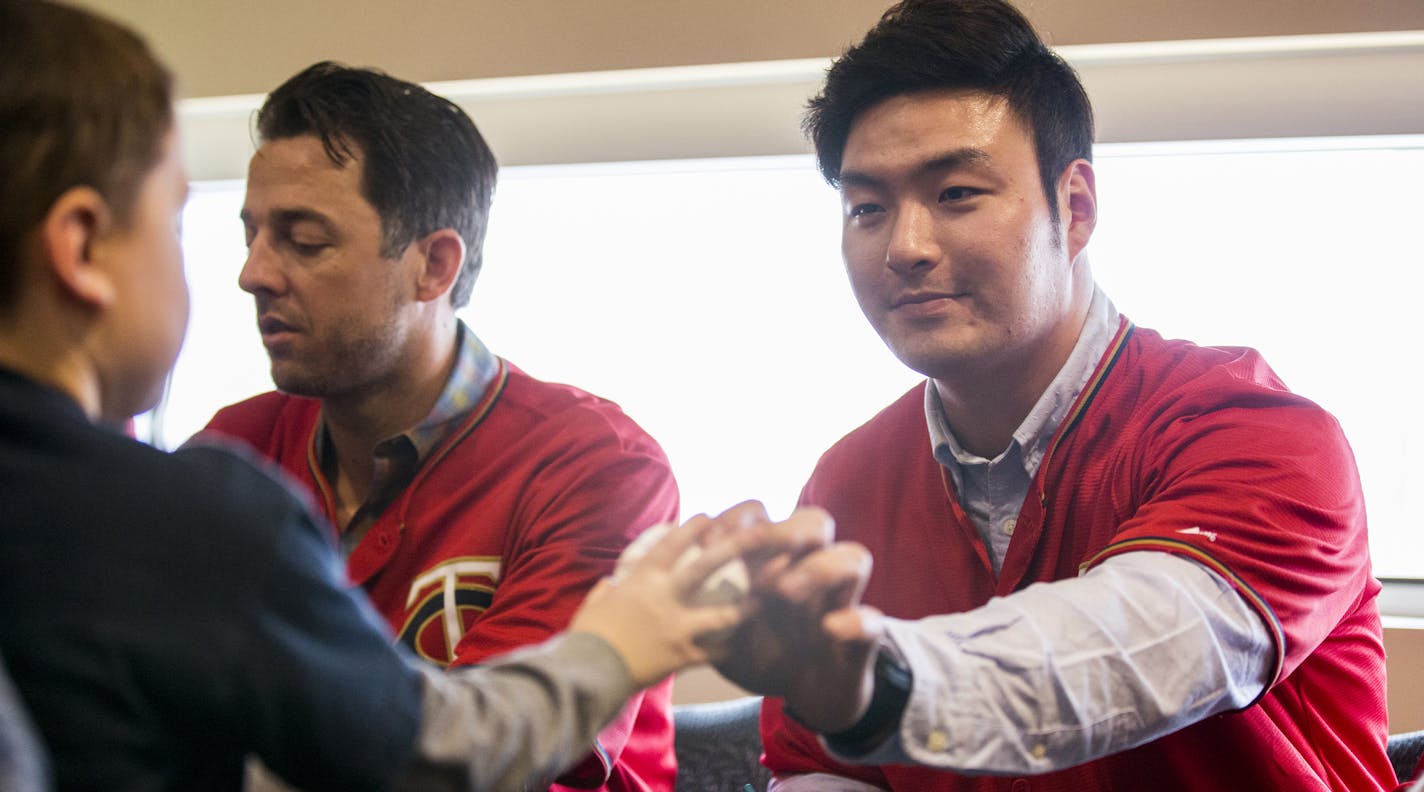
left=237, top=236, right=283, bottom=296
left=885, top=203, right=939, bottom=275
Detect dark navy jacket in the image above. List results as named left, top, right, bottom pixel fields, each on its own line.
left=0, top=368, right=421, bottom=791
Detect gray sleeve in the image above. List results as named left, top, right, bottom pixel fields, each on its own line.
left=0, top=653, right=49, bottom=792
left=393, top=631, right=636, bottom=792
left=245, top=632, right=635, bottom=792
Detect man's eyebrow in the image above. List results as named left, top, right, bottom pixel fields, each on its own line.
left=238, top=207, right=338, bottom=233
left=838, top=147, right=994, bottom=188
left=837, top=169, right=884, bottom=190
left=920, top=147, right=992, bottom=175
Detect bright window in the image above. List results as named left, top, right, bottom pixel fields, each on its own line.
left=154, top=134, right=1424, bottom=580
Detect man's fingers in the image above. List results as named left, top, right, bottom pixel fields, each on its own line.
left=642, top=505, right=857, bottom=615
left=825, top=541, right=873, bottom=612
left=775, top=541, right=872, bottom=607
left=708, top=500, right=772, bottom=536
left=688, top=600, right=756, bottom=638
left=669, top=541, right=750, bottom=602
left=676, top=503, right=835, bottom=597
left=636, top=514, right=709, bottom=569
left=823, top=604, right=885, bottom=644
left=742, top=506, right=838, bottom=580
left=762, top=506, right=836, bottom=555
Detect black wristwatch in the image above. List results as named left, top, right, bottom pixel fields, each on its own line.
left=821, top=646, right=913, bottom=756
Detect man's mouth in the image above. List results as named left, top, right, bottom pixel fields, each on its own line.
left=891, top=291, right=962, bottom=309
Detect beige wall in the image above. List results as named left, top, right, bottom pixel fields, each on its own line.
left=82, top=0, right=1424, bottom=99
left=1388, top=626, right=1424, bottom=733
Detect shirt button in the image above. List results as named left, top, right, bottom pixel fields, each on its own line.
left=1002, top=518, right=1017, bottom=535
left=1031, top=743, right=1046, bottom=759
left=926, top=730, right=949, bottom=752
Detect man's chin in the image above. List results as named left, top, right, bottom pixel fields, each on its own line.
left=887, top=341, right=979, bottom=381
left=269, top=368, right=326, bottom=399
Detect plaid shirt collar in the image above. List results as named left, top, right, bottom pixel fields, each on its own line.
left=316, top=321, right=500, bottom=552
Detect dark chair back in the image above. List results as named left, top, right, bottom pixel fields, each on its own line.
left=1390, top=729, right=1424, bottom=787
left=673, top=695, right=769, bottom=792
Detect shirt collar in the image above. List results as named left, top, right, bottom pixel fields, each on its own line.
left=927, top=286, right=1120, bottom=476
left=405, top=321, right=501, bottom=460
left=316, top=319, right=500, bottom=467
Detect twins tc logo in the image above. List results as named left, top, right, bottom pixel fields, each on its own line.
left=398, top=557, right=501, bottom=666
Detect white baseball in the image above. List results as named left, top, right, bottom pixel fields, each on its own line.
left=615, top=521, right=750, bottom=607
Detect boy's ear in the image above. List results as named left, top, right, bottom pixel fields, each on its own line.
left=412, top=228, right=465, bottom=303
left=39, top=186, right=118, bottom=309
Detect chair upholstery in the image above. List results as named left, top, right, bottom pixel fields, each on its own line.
left=674, top=695, right=770, bottom=792
left=1390, top=729, right=1424, bottom=786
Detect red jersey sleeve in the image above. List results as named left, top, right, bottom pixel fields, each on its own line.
left=1084, top=349, right=1372, bottom=686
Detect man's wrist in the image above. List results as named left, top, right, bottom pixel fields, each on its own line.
left=790, top=646, right=911, bottom=756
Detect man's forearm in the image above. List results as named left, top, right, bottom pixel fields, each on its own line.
left=829, top=551, right=1271, bottom=773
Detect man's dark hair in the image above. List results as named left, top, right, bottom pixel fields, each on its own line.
left=0, top=0, right=174, bottom=311
left=256, top=62, right=498, bottom=308
left=805, top=0, right=1094, bottom=221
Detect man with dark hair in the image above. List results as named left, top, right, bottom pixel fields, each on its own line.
left=199, top=63, right=681, bottom=791
left=726, top=0, right=1394, bottom=789
left=247, top=60, right=496, bottom=315
left=0, top=3, right=871, bottom=791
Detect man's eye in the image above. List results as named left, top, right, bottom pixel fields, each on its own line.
left=290, top=240, right=330, bottom=256
left=939, top=186, right=977, bottom=202
left=849, top=203, right=884, bottom=218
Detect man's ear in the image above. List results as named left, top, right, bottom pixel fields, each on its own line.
left=39, top=186, right=118, bottom=309
left=412, top=228, right=465, bottom=303
left=1057, top=159, right=1097, bottom=263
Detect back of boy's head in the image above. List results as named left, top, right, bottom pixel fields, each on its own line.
left=0, top=0, right=175, bottom=312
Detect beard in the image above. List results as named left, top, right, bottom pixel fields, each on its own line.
left=268, top=311, right=408, bottom=401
